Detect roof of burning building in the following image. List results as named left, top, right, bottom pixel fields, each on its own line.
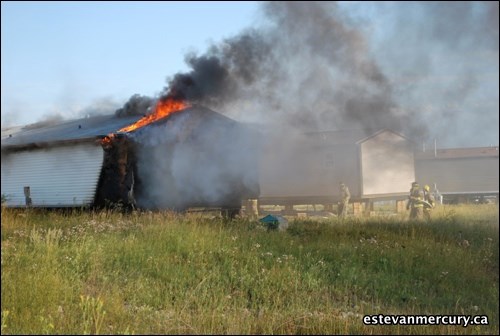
left=1, top=105, right=241, bottom=149
left=1, top=114, right=142, bottom=148
left=127, top=105, right=238, bottom=139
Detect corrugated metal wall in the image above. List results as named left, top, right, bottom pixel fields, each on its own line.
left=1, top=143, right=104, bottom=207
left=415, top=157, right=499, bottom=194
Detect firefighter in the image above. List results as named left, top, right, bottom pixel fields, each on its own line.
left=406, top=182, right=417, bottom=211
left=408, top=182, right=424, bottom=220
left=423, top=184, right=435, bottom=221
left=339, top=182, right=350, bottom=219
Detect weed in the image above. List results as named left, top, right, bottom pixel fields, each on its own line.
left=1, top=310, right=9, bottom=334
left=1, top=204, right=498, bottom=334
left=80, top=295, right=106, bottom=335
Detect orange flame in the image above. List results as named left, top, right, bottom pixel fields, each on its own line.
left=101, top=133, right=116, bottom=147
left=101, top=98, right=189, bottom=147
left=118, top=98, right=189, bottom=133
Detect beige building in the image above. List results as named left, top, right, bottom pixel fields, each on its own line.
left=258, top=128, right=415, bottom=213
left=415, top=147, right=499, bottom=203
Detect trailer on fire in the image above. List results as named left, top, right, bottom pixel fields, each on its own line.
left=1, top=106, right=260, bottom=215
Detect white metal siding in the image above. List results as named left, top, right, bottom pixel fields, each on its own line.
left=1, top=143, right=104, bottom=207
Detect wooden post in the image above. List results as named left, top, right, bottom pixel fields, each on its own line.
left=246, top=199, right=259, bottom=218
left=396, top=200, right=406, bottom=213
left=284, top=204, right=294, bottom=216
left=364, top=200, right=373, bottom=217
left=353, top=202, right=364, bottom=216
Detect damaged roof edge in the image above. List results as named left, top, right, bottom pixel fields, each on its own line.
left=0, top=105, right=233, bottom=149
left=1, top=114, right=142, bottom=149
left=1, top=136, right=106, bottom=152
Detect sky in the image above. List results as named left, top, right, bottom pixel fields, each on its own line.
left=1, top=1, right=260, bottom=124
left=1, top=1, right=499, bottom=148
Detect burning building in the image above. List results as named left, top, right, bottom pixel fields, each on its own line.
left=1, top=102, right=260, bottom=212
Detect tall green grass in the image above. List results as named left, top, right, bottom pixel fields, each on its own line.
left=1, top=204, right=498, bottom=334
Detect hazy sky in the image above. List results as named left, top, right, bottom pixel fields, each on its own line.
left=2, top=1, right=498, bottom=148
left=1, top=1, right=260, bottom=124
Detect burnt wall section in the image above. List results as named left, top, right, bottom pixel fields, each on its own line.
left=130, top=107, right=260, bottom=210
left=95, top=135, right=137, bottom=209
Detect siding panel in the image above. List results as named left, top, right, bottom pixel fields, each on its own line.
left=1, top=143, right=104, bottom=207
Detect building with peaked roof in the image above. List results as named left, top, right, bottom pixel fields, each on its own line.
left=1, top=106, right=259, bottom=210
left=1, top=114, right=142, bottom=208
left=258, top=128, right=416, bottom=206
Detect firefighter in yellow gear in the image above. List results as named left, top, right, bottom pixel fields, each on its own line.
left=407, top=182, right=424, bottom=220
left=422, top=184, right=435, bottom=221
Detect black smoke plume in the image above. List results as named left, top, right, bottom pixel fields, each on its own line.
left=150, top=1, right=497, bottom=146
left=115, top=94, right=154, bottom=117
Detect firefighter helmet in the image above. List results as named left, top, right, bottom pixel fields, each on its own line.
left=424, top=185, right=430, bottom=192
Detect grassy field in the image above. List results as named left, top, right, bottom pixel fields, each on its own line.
left=1, top=204, right=498, bottom=335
